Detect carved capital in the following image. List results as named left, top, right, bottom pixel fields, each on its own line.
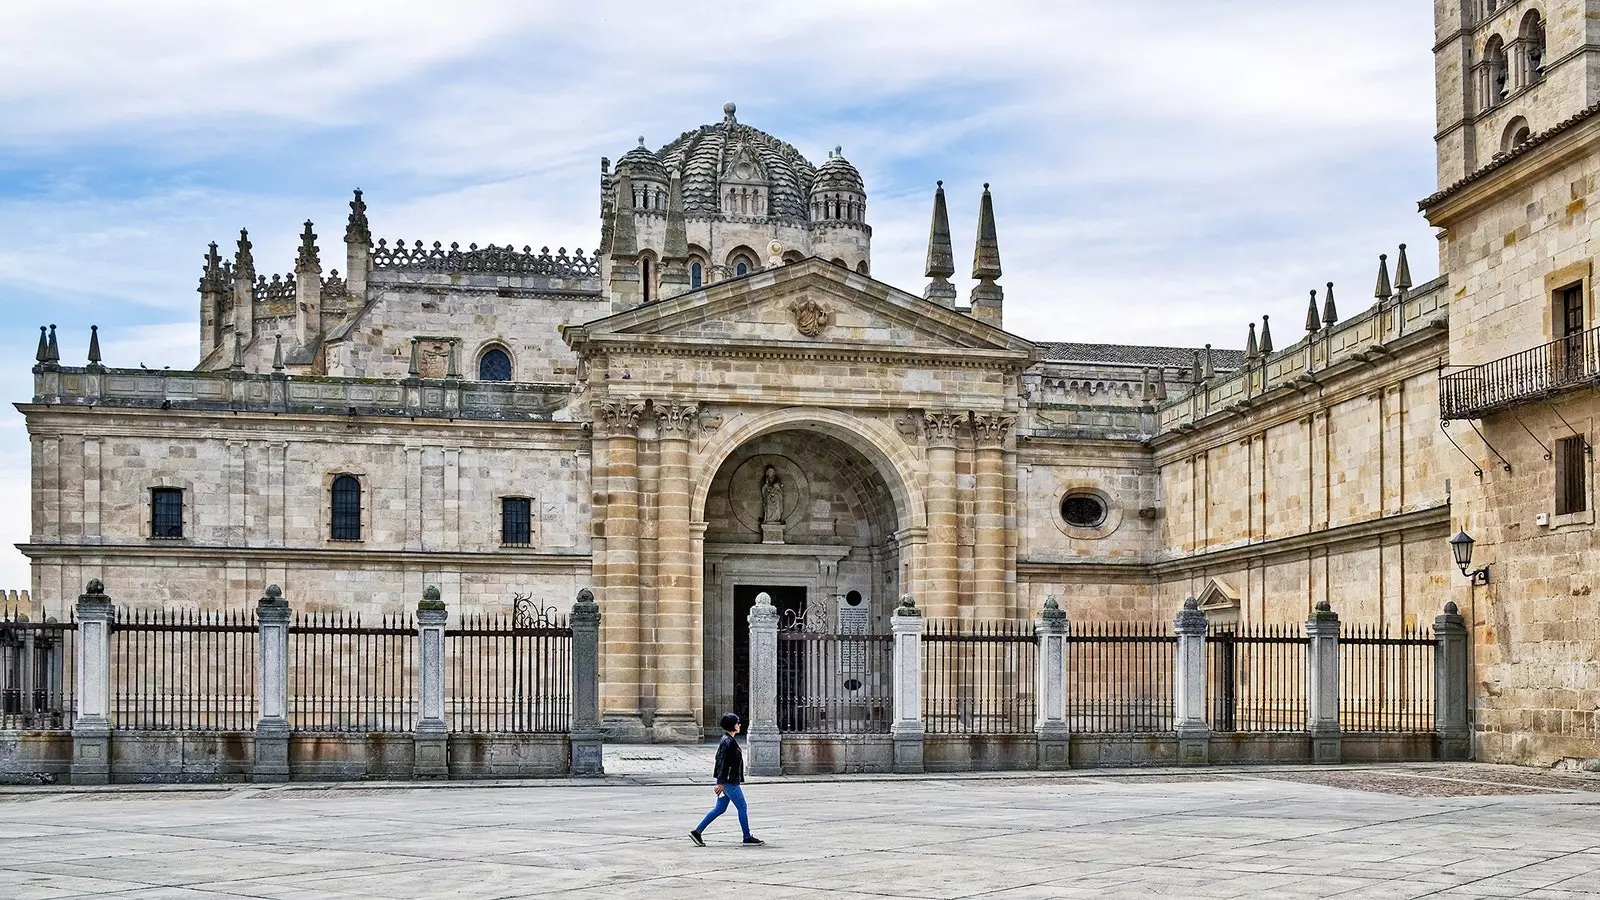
left=595, top=399, right=646, bottom=437
left=923, top=411, right=966, bottom=448
left=971, top=414, right=1015, bottom=448
left=655, top=400, right=700, bottom=438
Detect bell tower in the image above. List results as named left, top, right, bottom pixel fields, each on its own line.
left=1434, top=1, right=1598, bottom=187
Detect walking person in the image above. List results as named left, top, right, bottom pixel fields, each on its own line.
left=689, top=713, right=764, bottom=846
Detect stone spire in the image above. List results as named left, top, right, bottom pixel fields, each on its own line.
left=199, top=242, right=228, bottom=361
left=232, top=228, right=256, bottom=349
left=344, top=189, right=372, bottom=304
left=34, top=325, right=53, bottom=371
left=1394, top=243, right=1413, bottom=297
left=344, top=189, right=371, bottom=245
left=969, top=183, right=1004, bottom=328
left=87, top=325, right=103, bottom=371
left=231, top=331, right=244, bottom=371
left=1246, top=322, right=1259, bottom=360
left=1202, top=344, right=1215, bottom=380
left=1305, top=290, right=1321, bottom=333
left=46, top=324, right=59, bottom=366
left=1321, top=282, right=1339, bottom=328
left=606, top=172, right=643, bottom=310
left=1191, top=349, right=1202, bottom=384
left=1374, top=253, right=1393, bottom=302
left=659, top=170, right=691, bottom=299
left=1260, top=315, right=1274, bottom=354
left=272, top=334, right=284, bottom=372
left=295, top=221, right=323, bottom=347
left=923, top=181, right=957, bottom=309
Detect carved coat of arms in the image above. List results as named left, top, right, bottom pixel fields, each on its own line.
left=792, top=299, right=827, bottom=337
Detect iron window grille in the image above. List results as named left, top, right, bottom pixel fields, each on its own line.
left=478, top=348, right=512, bottom=382
left=502, top=497, right=532, bottom=546
left=331, top=475, right=362, bottom=541
left=151, top=488, right=184, bottom=539
left=1556, top=435, right=1588, bottom=516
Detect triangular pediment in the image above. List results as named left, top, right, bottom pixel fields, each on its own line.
left=1197, top=579, right=1239, bottom=613
left=721, top=143, right=767, bottom=184
left=565, top=258, right=1035, bottom=362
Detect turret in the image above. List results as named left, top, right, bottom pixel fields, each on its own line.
left=232, top=229, right=255, bottom=350
left=198, top=242, right=227, bottom=361
left=344, top=189, right=371, bottom=307
left=607, top=172, right=643, bottom=311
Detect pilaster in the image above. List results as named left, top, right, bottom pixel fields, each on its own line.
left=596, top=399, right=647, bottom=740
left=923, top=411, right=963, bottom=619
left=971, top=414, right=1012, bottom=619
left=653, top=399, right=700, bottom=741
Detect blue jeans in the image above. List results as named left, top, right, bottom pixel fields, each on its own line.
left=695, top=783, right=751, bottom=838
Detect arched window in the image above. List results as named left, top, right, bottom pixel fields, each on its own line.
left=856, top=260, right=869, bottom=275
left=478, top=347, right=512, bottom=381
left=1484, top=36, right=1510, bottom=108
left=1502, top=116, right=1532, bottom=154
left=641, top=255, right=653, bottom=303
left=1521, top=11, right=1546, bottom=86
left=331, top=475, right=362, bottom=541
left=735, top=260, right=749, bottom=277
left=691, top=261, right=703, bottom=289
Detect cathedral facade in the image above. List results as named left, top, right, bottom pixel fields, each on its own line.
left=19, top=2, right=1600, bottom=763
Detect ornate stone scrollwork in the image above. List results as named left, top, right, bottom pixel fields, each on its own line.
left=655, top=400, right=700, bottom=438
left=971, top=414, right=1016, bottom=448
left=923, top=411, right=967, bottom=447
left=595, top=399, right=646, bottom=436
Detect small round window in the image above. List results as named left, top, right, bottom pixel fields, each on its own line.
left=1061, top=494, right=1107, bottom=528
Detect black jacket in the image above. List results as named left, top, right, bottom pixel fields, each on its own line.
left=713, top=734, right=744, bottom=784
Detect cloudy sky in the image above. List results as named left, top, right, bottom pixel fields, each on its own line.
left=0, top=0, right=1440, bottom=590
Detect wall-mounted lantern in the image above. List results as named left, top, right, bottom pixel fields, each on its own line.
left=1449, top=530, right=1491, bottom=586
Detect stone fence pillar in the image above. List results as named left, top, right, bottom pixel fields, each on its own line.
left=1173, top=597, right=1209, bottom=766
left=71, top=580, right=114, bottom=785
left=1306, top=601, right=1341, bottom=764
left=1433, top=601, right=1470, bottom=761
left=890, top=595, right=925, bottom=774
left=746, top=592, right=780, bottom=776
left=253, top=585, right=291, bottom=783
left=1035, top=597, right=1070, bottom=770
left=570, top=589, right=605, bottom=775
left=414, top=586, right=448, bottom=779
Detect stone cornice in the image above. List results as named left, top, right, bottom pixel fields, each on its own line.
left=17, top=543, right=593, bottom=570
left=1422, top=98, right=1600, bottom=223
left=578, top=335, right=1033, bottom=372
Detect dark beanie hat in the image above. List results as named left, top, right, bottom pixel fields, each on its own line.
left=720, top=712, right=740, bottom=732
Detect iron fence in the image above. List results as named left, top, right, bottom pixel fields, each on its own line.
left=1339, top=624, right=1434, bottom=732
left=288, top=612, right=415, bottom=732
left=1065, top=622, right=1177, bottom=733
left=1207, top=625, right=1308, bottom=732
left=446, top=606, right=572, bottom=733
left=109, top=608, right=257, bottom=731
left=1439, top=324, right=1600, bottom=419
left=0, top=610, right=75, bottom=730
left=922, top=619, right=1037, bottom=734
left=776, top=631, right=893, bottom=734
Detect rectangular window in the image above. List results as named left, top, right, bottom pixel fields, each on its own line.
left=502, top=497, right=532, bottom=546
left=331, top=475, right=362, bottom=541
left=1556, top=436, right=1588, bottom=516
left=151, top=488, right=184, bottom=538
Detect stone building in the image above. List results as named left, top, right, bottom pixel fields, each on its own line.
left=16, top=3, right=1600, bottom=762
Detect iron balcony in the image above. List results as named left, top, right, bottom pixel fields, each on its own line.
left=1440, top=324, right=1600, bottom=419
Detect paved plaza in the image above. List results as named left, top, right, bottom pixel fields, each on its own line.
left=1, top=757, right=1598, bottom=899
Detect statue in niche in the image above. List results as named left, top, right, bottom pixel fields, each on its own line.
left=759, top=466, right=785, bottom=525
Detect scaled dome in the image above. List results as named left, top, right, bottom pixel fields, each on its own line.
left=616, top=138, right=668, bottom=184
left=811, top=148, right=864, bottom=195
left=657, top=103, right=820, bottom=221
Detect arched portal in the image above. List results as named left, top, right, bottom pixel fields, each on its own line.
left=693, top=418, right=917, bottom=732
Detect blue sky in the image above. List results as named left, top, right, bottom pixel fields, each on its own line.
left=0, top=0, right=1440, bottom=589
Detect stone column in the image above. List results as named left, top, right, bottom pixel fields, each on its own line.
left=654, top=400, right=700, bottom=741
left=570, top=589, right=605, bottom=775
left=1173, top=597, right=1210, bottom=766
left=1306, top=600, right=1342, bottom=764
left=971, top=415, right=1012, bottom=619
left=746, top=592, right=780, bottom=776
left=923, top=412, right=962, bottom=619
left=890, top=595, right=925, bottom=774
left=253, top=584, right=291, bottom=783
left=1035, top=597, right=1070, bottom=770
left=71, top=580, right=114, bottom=785
left=414, top=586, right=448, bottom=779
left=1433, top=601, right=1470, bottom=761
left=597, top=399, right=647, bottom=740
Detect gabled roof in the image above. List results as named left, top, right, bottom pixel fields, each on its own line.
left=564, top=257, right=1036, bottom=362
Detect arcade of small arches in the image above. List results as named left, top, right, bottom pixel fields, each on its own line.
left=1476, top=8, right=1546, bottom=113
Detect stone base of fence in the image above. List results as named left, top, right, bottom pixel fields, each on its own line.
left=1, top=730, right=572, bottom=783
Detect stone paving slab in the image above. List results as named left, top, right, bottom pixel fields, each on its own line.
left=0, top=764, right=1596, bottom=898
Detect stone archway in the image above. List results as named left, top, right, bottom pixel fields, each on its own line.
left=692, top=415, right=917, bottom=733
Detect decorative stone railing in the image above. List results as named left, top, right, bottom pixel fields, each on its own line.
left=29, top=366, right=574, bottom=422
left=369, top=240, right=601, bottom=279
left=1158, top=278, right=1448, bottom=433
